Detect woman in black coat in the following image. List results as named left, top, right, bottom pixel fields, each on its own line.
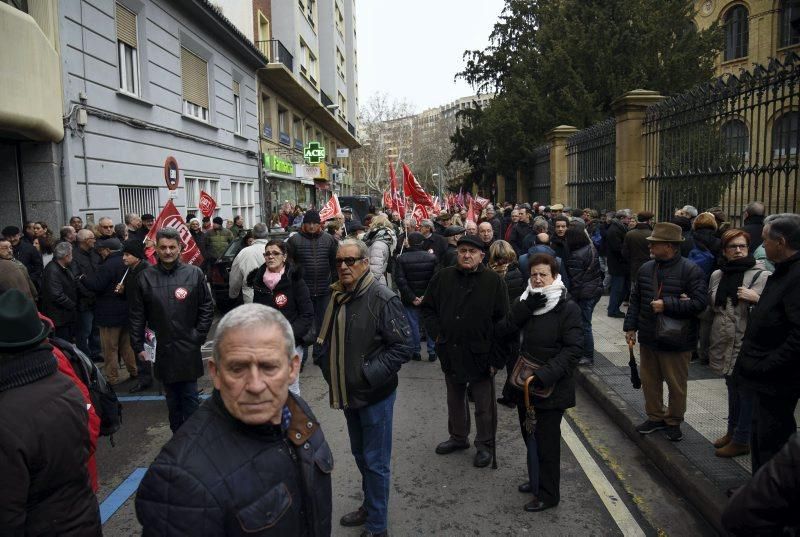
left=248, top=239, right=313, bottom=394
left=497, top=253, right=583, bottom=513
left=564, top=222, right=603, bottom=365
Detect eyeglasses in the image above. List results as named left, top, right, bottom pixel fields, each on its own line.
left=725, top=244, right=748, bottom=250
left=264, top=251, right=284, bottom=257
left=335, top=256, right=364, bottom=267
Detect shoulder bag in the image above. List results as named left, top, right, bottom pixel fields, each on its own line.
left=653, top=264, right=690, bottom=341
left=509, top=351, right=554, bottom=399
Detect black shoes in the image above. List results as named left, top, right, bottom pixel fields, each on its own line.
left=435, top=439, right=470, bottom=455
left=128, top=382, right=152, bottom=393
left=360, top=531, right=388, bottom=537
left=524, top=499, right=556, bottom=512
left=607, top=312, right=625, bottom=319
left=340, top=507, right=368, bottom=527
left=577, top=357, right=594, bottom=366
left=496, top=396, right=515, bottom=408
left=665, top=424, right=683, bottom=442
left=473, top=450, right=492, bottom=468
left=635, top=420, right=667, bottom=434
left=518, top=482, right=532, bottom=493
left=411, top=353, right=422, bottom=361
left=428, top=352, right=437, bottom=362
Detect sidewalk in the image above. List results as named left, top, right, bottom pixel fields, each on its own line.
left=582, top=295, right=800, bottom=534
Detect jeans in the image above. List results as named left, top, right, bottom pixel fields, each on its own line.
left=306, top=294, right=331, bottom=364
left=403, top=305, right=435, bottom=356
left=607, top=274, right=629, bottom=315
left=343, top=390, right=396, bottom=533
left=164, top=380, right=200, bottom=432
left=76, top=309, right=102, bottom=359
left=725, top=375, right=753, bottom=445
left=578, top=296, right=600, bottom=360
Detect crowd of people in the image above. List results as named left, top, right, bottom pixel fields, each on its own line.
left=0, top=198, right=797, bottom=536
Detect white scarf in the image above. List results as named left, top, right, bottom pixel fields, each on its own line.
left=519, top=275, right=566, bottom=316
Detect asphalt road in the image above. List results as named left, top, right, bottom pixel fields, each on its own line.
left=96, top=343, right=715, bottom=536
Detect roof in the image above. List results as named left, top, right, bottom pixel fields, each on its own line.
left=181, top=0, right=268, bottom=67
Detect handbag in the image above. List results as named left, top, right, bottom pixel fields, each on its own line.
left=652, top=265, right=690, bottom=341
left=509, top=351, right=554, bottom=399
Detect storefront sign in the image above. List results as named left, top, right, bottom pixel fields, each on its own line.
left=304, top=141, right=325, bottom=164
left=303, top=162, right=328, bottom=180
left=336, top=148, right=349, bottom=158
left=263, top=153, right=294, bottom=175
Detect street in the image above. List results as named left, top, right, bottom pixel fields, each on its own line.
left=96, top=333, right=714, bottom=536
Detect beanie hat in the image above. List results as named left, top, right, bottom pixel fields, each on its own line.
left=96, top=237, right=122, bottom=250
left=0, top=289, right=50, bottom=351
left=303, top=210, right=321, bottom=225
left=213, top=216, right=224, bottom=225
left=122, top=239, right=145, bottom=259
left=408, top=232, right=425, bottom=248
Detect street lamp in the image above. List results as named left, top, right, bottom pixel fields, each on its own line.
left=432, top=171, right=443, bottom=200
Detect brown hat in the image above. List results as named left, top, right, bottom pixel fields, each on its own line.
left=550, top=203, right=564, bottom=211
left=646, top=222, right=684, bottom=243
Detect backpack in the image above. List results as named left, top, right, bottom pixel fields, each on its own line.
left=688, top=246, right=715, bottom=279
left=51, top=337, right=123, bottom=443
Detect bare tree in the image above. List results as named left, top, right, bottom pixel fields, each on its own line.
left=411, top=113, right=470, bottom=198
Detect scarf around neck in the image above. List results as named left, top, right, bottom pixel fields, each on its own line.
left=0, top=345, right=57, bottom=393
left=715, top=256, right=756, bottom=307
left=519, top=274, right=566, bottom=315
left=317, top=271, right=376, bottom=409
left=263, top=266, right=284, bottom=290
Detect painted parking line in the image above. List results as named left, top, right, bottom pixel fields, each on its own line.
left=100, top=467, right=147, bottom=524
left=118, top=394, right=212, bottom=402
left=561, top=420, right=646, bottom=537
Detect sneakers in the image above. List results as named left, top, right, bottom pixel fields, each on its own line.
left=664, top=425, right=683, bottom=442
left=635, top=420, right=667, bottom=434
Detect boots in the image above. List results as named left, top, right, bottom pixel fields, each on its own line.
left=713, top=432, right=733, bottom=449
left=715, top=442, right=750, bottom=458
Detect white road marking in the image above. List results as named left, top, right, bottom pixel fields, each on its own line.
left=561, top=420, right=646, bottom=537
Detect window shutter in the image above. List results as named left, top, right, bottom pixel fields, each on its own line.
left=116, top=3, right=137, bottom=48
left=233, top=80, right=240, bottom=96
left=181, top=47, right=209, bottom=109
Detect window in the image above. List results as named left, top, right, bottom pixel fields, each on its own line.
left=233, top=80, right=242, bottom=135
left=724, top=5, right=748, bottom=61
left=257, top=11, right=270, bottom=42
left=185, top=177, right=219, bottom=214
left=119, top=187, right=158, bottom=221
left=298, top=39, right=318, bottom=86
left=299, top=39, right=308, bottom=76
left=336, top=47, right=345, bottom=81
left=231, top=181, right=255, bottom=228
left=781, top=0, right=800, bottom=48
left=181, top=47, right=209, bottom=121
left=305, top=123, right=313, bottom=145
left=335, top=4, right=344, bottom=37
left=278, top=106, right=290, bottom=145
left=772, top=112, right=799, bottom=158
left=337, top=91, right=347, bottom=121
left=306, top=0, right=316, bottom=27
left=308, top=50, right=318, bottom=85
left=116, top=3, right=139, bottom=95
left=721, top=119, right=749, bottom=158
left=261, top=94, right=272, bottom=138
left=293, top=117, right=303, bottom=151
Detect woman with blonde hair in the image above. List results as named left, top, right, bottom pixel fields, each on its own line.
left=363, top=214, right=397, bottom=285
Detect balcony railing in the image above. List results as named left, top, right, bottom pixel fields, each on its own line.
left=320, top=91, right=334, bottom=109
left=348, top=122, right=356, bottom=136
left=256, top=39, right=293, bottom=72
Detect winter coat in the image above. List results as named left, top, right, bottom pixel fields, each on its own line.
left=734, top=252, right=800, bottom=397
left=503, top=263, right=526, bottom=302
left=394, top=247, right=438, bottom=305
left=605, top=219, right=629, bottom=276
left=41, top=260, right=78, bottom=327
left=622, top=224, right=653, bottom=281
left=129, top=261, right=214, bottom=384
left=0, top=257, right=37, bottom=301
left=623, top=253, right=708, bottom=352
left=496, top=292, right=583, bottom=410
left=0, top=346, right=101, bottom=536
left=708, top=264, right=769, bottom=375
left=421, top=232, right=448, bottom=259
left=364, top=227, right=397, bottom=285
left=565, top=244, right=602, bottom=301
left=204, top=227, right=233, bottom=259
left=421, top=263, right=510, bottom=382
left=72, top=246, right=97, bottom=310
left=249, top=263, right=314, bottom=346
left=82, top=251, right=129, bottom=327
left=692, top=228, right=721, bottom=259
left=136, top=391, right=333, bottom=537
left=441, top=243, right=458, bottom=269
left=228, top=238, right=269, bottom=302
left=509, top=221, right=534, bottom=255
left=742, top=214, right=766, bottom=254
left=190, top=230, right=207, bottom=262
left=286, top=230, right=338, bottom=297
left=671, top=216, right=696, bottom=257
left=12, top=239, right=43, bottom=290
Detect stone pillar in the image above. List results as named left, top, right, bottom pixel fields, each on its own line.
left=611, top=89, right=665, bottom=211
left=515, top=169, right=524, bottom=202
left=496, top=172, right=505, bottom=202
left=546, top=125, right=578, bottom=206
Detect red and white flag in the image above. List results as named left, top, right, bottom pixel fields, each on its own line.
left=389, top=160, right=405, bottom=218
left=473, top=195, right=490, bottom=211
left=145, top=199, right=204, bottom=266
left=466, top=199, right=476, bottom=223
left=198, top=190, right=217, bottom=218
left=402, top=162, right=433, bottom=207
left=319, top=193, right=342, bottom=223
left=411, top=203, right=429, bottom=225
left=382, top=190, right=392, bottom=210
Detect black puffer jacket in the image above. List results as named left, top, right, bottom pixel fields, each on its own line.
left=0, top=347, right=101, bottom=535
left=82, top=251, right=129, bottom=327
left=129, top=261, right=214, bottom=384
left=13, top=239, right=43, bottom=290
left=496, top=292, right=583, bottom=410
left=509, top=221, right=534, bottom=255
left=623, top=254, right=708, bottom=352
left=72, top=246, right=97, bottom=310
left=249, top=263, right=314, bottom=346
left=394, top=247, right=438, bottom=305
left=136, top=391, right=333, bottom=537
left=503, top=263, right=526, bottom=302
left=692, top=227, right=721, bottom=258
left=605, top=219, right=629, bottom=276
left=41, top=260, right=78, bottom=327
left=565, top=244, right=602, bottom=301
left=287, top=231, right=338, bottom=297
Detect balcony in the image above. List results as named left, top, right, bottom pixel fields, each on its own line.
left=256, top=39, right=293, bottom=72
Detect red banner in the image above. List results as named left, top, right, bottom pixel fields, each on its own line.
left=199, top=190, right=217, bottom=218
left=319, top=193, right=342, bottom=223
left=473, top=195, right=490, bottom=211
left=145, top=199, right=204, bottom=266
left=466, top=199, right=476, bottom=223
left=382, top=190, right=392, bottom=210
left=389, top=160, right=405, bottom=218
left=402, top=162, right=433, bottom=207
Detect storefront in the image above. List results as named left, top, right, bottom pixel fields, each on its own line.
left=263, top=152, right=313, bottom=213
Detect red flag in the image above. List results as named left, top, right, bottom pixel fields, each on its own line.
left=396, top=194, right=406, bottom=219
left=412, top=203, right=429, bottom=225
left=319, top=193, right=342, bottom=223
left=473, top=195, right=489, bottom=211
left=198, top=190, right=217, bottom=218
left=382, top=190, right=392, bottom=210
left=145, top=199, right=204, bottom=266
left=402, top=163, right=433, bottom=206
left=466, top=199, right=476, bottom=223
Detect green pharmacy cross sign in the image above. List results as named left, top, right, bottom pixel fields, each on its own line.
left=304, top=141, right=325, bottom=164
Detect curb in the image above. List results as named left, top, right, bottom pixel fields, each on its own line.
left=575, top=366, right=729, bottom=536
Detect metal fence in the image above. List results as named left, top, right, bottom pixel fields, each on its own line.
left=529, top=144, right=551, bottom=204
left=644, top=53, right=800, bottom=222
left=566, top=118, right=616, bottom=211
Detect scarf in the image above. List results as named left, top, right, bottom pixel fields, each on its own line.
left=715, top=256, right=756, bottom=307
left=519, top=275, right=566, bottom=316
left=0, top=345, right=57, bottom=393
left=316, top=271, right=376, bottom=409
left=263, top=266, right=284, bottom=290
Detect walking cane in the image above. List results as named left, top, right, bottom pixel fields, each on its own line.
left=490, top=368, right=498, bottom=469
left=628, top=340, right=642, bottom=390
left=523, top=375, right=540, bottom=495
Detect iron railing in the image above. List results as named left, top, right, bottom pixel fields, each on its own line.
left=256, top=39, right=293, bottom=72
left=644, top=53, right=800, bottom=222
left=321, top=91, right=334, bottom=109
left=529, top=144, right=551, bottom=205
left=348, top=122, right=356, bottom=136
left=566, top=118, right=616, bottom=211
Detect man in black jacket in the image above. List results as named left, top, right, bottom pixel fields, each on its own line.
left=509, top=207, right=534, bottom=256
left=121, top=239, right=153, bottom=393
left=72, top=229, right=101, bottom=361
left=2, top=225, right=43, bottom=291
left=136, top=304, right=332, bottom=537
left=622, top=211, right=654, bottom=283
left=624, top=222, right=707, bottom=442
left=741, top=201, right=766, bottom=254
left=130, top=227, right=213, bottom=432
left=606, top=210, right=632, bottom=317
left=420, top=219, right=447, bottom=259
left=734, top=213, right=800, bottom=473
left=316, top=239, right=411, bottom=537
left=394, top=232, right=439, bottom=361
left=41, top=242, right=78, bottom=342
left=422, top=235, right=509, bottom=468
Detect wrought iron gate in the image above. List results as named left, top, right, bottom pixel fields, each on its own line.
left=566, top=118, right=616, bottom=211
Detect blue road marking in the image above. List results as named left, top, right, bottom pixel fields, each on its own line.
left=118, top=394, right=212, bottom=402
left=100, top=467, right=147, bottom=524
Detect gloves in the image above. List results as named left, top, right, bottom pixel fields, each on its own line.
left=523, top=292, right=547, bottom=312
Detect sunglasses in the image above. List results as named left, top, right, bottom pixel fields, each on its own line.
left=335, top=256, right=365, bottom=267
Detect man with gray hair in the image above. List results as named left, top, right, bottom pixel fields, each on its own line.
left=420, top=218, right=447, bottom=258
left=228, top=222, right=270, bottom=303
left=136, top=303, right=333, bottom=536
left=41, top=242, right=78, bottom=341
left=681, top=205, right=698, bottom=220
left=734, top=213, right=800, bottom=473
left=130, top=227, right=213, bottom=431
left=742, top=201, right=766, bottom=253
left=124, top=213, right=141, bottom=235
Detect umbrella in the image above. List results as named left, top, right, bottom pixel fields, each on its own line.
left=628, top=340, right=642, bottom=389
left=523, top=375, right=540, bottom=496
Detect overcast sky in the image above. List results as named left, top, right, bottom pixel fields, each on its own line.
left=356, top=0, right=505, bottom=113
